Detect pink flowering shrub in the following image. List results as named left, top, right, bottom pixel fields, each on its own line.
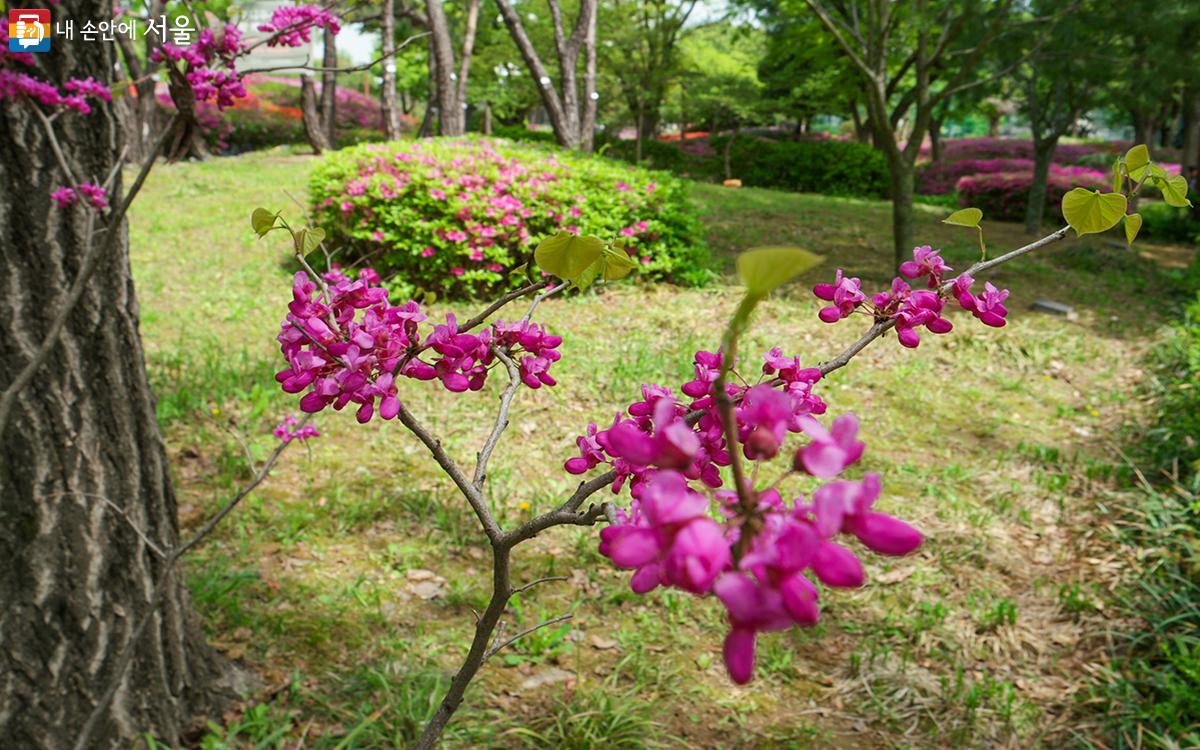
left=920, top=137, right=1127, bottom=165
left=919, top=158, right=1116, bottom=196
left=309, top=138, right=711, bottom=298
left=956, top=168, right=1108, bottom=222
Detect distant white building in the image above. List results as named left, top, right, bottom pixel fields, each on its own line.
left=237, top=0, right=315, bottom=74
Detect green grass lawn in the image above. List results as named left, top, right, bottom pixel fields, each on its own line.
left=129, top=148, right=1195, bottom=749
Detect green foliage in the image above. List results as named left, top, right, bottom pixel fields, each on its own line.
left=505, top=681, right=676, bottom=749
left=1138, top=202, right=1200, bottom=245
left=1142, top=292, right=1200, bottom=483
left=709, top=134, right=889, bottom=198
left=1095, top=481, right=1200, bottom=749
left=309, top=137, right=713, bottom=298
left=533, top=232, right=605, bottom=284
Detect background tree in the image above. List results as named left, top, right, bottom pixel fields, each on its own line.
left=1010, top=0, right=1108, bottom=233
left=493, top=0, right=598, bottom=148
left=751, top=0, right=861, bottom=139
left=602, top=0, right=699, bottom=159
left=677, top=23, right=766, bottom=178
left=799, top=0, right=1018, bottom=267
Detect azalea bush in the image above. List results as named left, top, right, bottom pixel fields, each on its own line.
left=922, top=136, right=1126, bottom=164
left=956, top=167, right=1108, bottom=222
left=308, top=137, right=712, bottom=298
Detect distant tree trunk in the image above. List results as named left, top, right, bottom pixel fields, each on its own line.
left=0, top=1, right=231, bottom=746
left=493, top=0, right=598, bottom=150
left=850, top=103, right=870, bottom=145
left=1023, top=137, right=1058, bottom=235
left=454, top=0, right=480, bottom=134
left=1132, top=109, right=1155, bottom=152
left=300, top=75, right=329, bottom=154
left=723, top=123, right=740, bottom=181
left=321, top=28, right=338, bottom=145
left=426, top=0, right=460, bottom=135
left=634, top=94, right=644, bottom=162
left=1182, top=87, right=1200, bottom=175
left=929, top=117, right=944, bottom=162
left=482, top=102, right=493, bottom=134
left=887, top=152, right=915, bottom=269
left=381, top=0, right=400, bottom=139
left=163, top=67, right=210, bottom=161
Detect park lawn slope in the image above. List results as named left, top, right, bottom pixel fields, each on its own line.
left=129, top=148, right=1193, bottom=749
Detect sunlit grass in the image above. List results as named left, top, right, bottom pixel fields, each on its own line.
left=128, top=148, right=1195, bottom=749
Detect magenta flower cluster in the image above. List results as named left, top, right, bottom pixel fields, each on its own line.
left=152, top=10, right=339, bottom=109
left=572, top=348, right=922, bottom=683
left=272, top=415, right=320, bottom=444
left=0, top=29, right=113, bottom=114
left=813, top=245, right=1009, bottom=348
left=275, top=267, right=562, bottom=422
left=50, top=182, right=109, bottom=211
left=257, top=5, right=341, bottom=47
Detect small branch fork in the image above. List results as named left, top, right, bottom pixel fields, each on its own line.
left=71, top=418, right=310, bottom=750
left=409, top=224, right=1075, bottom=750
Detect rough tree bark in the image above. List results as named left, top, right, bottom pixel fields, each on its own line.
left=321, top=26, right=338, bottom=145
left=381, top=0, right=401, bottom=139
left=0, top=2, right=231, bottom=747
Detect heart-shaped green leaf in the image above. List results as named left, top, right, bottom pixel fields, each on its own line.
left=574, top=245, right=640, bottom=291
left=942, top=207, right=983, bottom=228
left=534, top=231, right=605, bottom=282
left=251, top=207, right=279, bottom=237
left=1124, top=144, right=1150, bottom=173
left=299, top=227, right=326, bottom=255
left=736, top=246, right=823, bottom=296
left=1124, top=213, right=1142, bottom=245
left=1159, top=174, right=1194, bottom=208
left=1061, top=189, right=1128, bottom=236
left=600, top=245, right=638, bottom=281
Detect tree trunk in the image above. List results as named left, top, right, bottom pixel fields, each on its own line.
left=1181, top=86, right=1199, bottom=176
left=483, top=102, right=493, bottom=134
left=300, top=75, right=329, bottom=154
left=1023, top=137, right=1057, bottom=235
left=381, top=0, right=400, bottom=140
left=1132, top=109, right=1155, bottom=152
left=426, top=0, right=462, bottom=136
left=929, top=118, right=944, bottom=163
left=887, top=155, right=915, bottom=270
left=163, top=67, right=210, bottom=162
left=723, top=124, right=739, bottom=181
left=0, top=3, right=231, bottom=747
left=321, top=27, right=338, bottom=145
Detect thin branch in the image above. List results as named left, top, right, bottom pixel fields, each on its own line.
left=392, top=399, right=502, bottom=542
left=521, top=280, right=570, bottom=322
left=473, top=348, right=521, bottom=489
left=485, top=613, right=572, bottom=660
left=510, top=575, right=568, bottom=597
left=458, top=279, right=550, bottom=333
